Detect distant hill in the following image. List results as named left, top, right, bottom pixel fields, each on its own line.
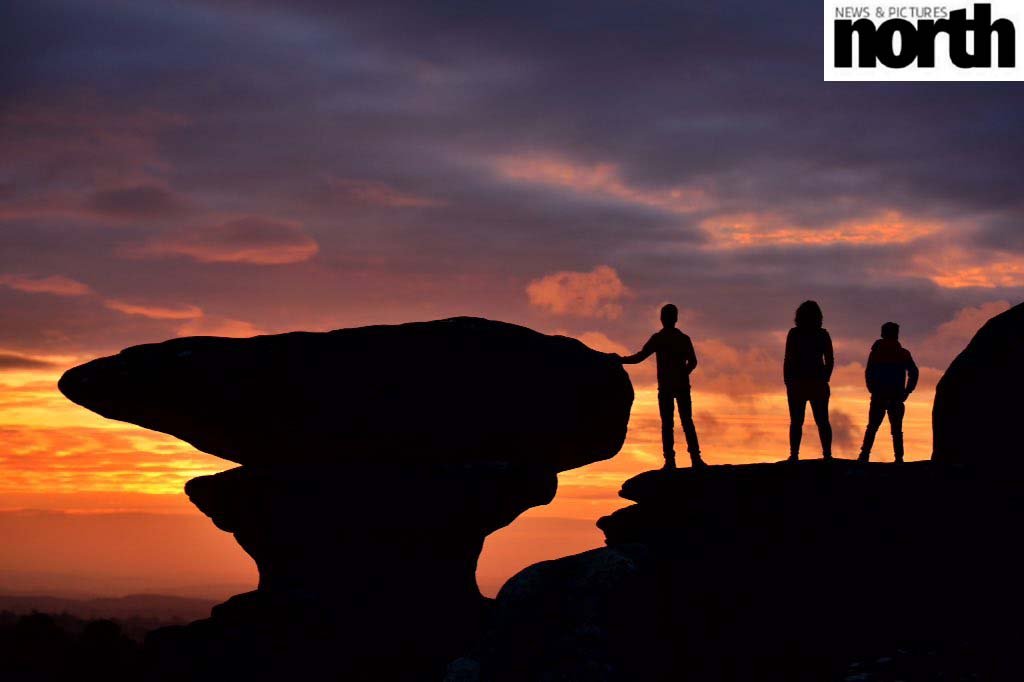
left=0, top=593, right=216, bottom=622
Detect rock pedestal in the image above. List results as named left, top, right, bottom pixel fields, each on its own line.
left=58, top=318, right=633, bottom=680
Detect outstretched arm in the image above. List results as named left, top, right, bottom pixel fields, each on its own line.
left=620, top=336, right=655, bottom=365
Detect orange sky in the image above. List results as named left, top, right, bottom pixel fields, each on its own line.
left=0, top=190, right=1015, bottom=599
left=0, top=322, right=981, bottom=598
left=4, top=0, right=1024, bottom=604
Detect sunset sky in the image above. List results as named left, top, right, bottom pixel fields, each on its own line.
left=2, top=0, right=1023, bottom=599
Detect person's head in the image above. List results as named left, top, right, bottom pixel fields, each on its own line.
left=794, top=300, right=823, bottom=329
left=881, top=321, right=900, bottom=340
left=660, top=303, right=678, bottom=328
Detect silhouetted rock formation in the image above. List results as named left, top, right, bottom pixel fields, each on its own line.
left=933, top=301, right=1024, bottom=465
left=59, top=317, right=630, bottom=469
left=59, top=317, right=632, bottom=680
left=475, top=461, right=1024, bottom=681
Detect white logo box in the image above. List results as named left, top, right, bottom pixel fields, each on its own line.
left=824, top=1, right=1024, bottom=81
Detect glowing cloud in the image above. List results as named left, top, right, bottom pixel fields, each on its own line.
left=176, top=316, right=265, bottom=338
left=493, top=154, right=710, bottom=214
left=934, top=301, right=1012, bottom=340
left=700, top=211, right=937, bottom=248
left=917, top=301, right=1011, bottom=368
left=0, top=274, right=92, bottom=297
left=527, top=265, right=628, bottom=319
left=913, top=247, right=1024, bottom=288
left=132, top=217, right=319, bottom=265
left=105, top=300, right=203, bottom=320
left=570, top=331, right=630, bottom=355
left=690, top=337, right=784, bottom=399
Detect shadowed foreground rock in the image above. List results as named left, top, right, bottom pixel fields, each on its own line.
left=475, top=461, right=1024, bottom=681
left=58, top=318, right=633, bottom=680
left=933, top=301, right=1024, bottom=466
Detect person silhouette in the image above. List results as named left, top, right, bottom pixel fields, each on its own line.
left=857, top=322, right=919, bottom=463
left=617, top=304, right=704, bottom=469
left=784, top=300, right=834, bottom=461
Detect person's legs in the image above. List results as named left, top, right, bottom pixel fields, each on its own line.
left=658, top=389, right=676, bottom=468
left=676, top=388, right=703, bottom=467
left=787, top=388, right=806, bottom=460
left=858, top=398, right=887, bottom=461
left=810, top=385, right=832, bottom=459
left=888, top=400, right=906, bottom=462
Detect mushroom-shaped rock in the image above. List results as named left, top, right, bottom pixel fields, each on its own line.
left=59, top=317, right=634, bottom=680
left=59, top=317, right=632, bottom=469
left=933, top=301, right=1024, bottom=466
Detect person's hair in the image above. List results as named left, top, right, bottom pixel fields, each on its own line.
left=660, top=303, right=678, bottom=325
left=881, top=321, right=900, bottom=339
left=794, top=300, right=823, bottom=329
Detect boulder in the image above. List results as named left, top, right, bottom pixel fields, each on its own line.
left=479, top=545, right=653, bottom=682
left=58, top=317, right=632, bottom=469
left=933, top=301, right=1024, bottom=465
left=58, top=317, right=634, bottom=680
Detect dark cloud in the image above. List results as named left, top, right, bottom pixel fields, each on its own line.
left=975, top=212, right=1024, bottom=252
left=0, top=0, right=1021, bottom=371
left=88, top=184, right=188, bottom=219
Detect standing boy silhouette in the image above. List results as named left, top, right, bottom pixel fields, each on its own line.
left=858, top=322, right=919, bottom=462
left=618, top=304, right=704, bottom=469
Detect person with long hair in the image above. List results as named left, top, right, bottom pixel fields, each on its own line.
left=783, top=300, right=834, bottom=460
